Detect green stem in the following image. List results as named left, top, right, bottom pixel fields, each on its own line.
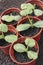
left=27, top=16, right=34, bottom=27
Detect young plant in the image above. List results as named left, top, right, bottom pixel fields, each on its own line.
left=20, top=3, right=43, bottom=16
left=1, top=13, right=21, bottom=22
left=16, top=17, right=43, bottom=32
left=0, top=23, right=18, bottom=43
left=13, top=38, right=38, bottom=60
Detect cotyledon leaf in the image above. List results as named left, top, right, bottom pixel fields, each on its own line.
left=0, top=24, right=8, bottom=32
left=13, top=43, right=26, bottom=53
left=5, top=34, right=18, bottom=43
left=16, top=24, right=31, bottom=31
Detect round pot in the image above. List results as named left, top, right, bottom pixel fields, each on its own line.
left=0, top=25, right=18, bottom=55
left=0, top=7, right=20, bottom=26
left=17, top=16, right=42, bottom=42
left=9, top=37, right=39, bottom=65
left=26, top=0, right=43, bottom=20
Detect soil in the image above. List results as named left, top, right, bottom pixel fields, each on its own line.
left=0, top=31, right=15, bottom=46
left=1, top=12, right=20, bottom=25
left=19, top=20, right=40, bottom=37
left=0, top=0, right=43, bottom=65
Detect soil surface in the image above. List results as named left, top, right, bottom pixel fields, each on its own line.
left=0, top=0, right=43, bottom=65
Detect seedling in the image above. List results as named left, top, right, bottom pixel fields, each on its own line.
left=0, top=23, right=18, bottom=43
left=1, top=13, right=21, bottom=22
left=20, top=3, right=43, bottom=16
left=16, top=17, right=43, bottom=32
left=13, top=38, right=38, bottom=60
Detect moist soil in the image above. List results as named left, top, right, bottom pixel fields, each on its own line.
left=14, top=43, right=36, bottom=63
left=0, top=31, right=15, bottom=46
left=1, top=12, right=20, bottom=25
left=0, top=0, right=43, bottom=65
left=19, top=19, right=40, bottom=37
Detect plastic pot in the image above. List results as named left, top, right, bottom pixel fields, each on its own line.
left=26, top=0, right=43, bottom=20
left=17, top=16, right=42, bottom=42
left=0, top=7, right=20, bottom=26
left=9, top=37, right=39, bottom=65
left=0, top=25, right=18, bottom=55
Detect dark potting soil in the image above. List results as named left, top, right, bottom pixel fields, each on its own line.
left=0, top=31, right=15, bottom=46
left=14, top=43, right=36, bottom=63
left=2, top=12, right=20, bottom=25
left=19, top=20, right=40, bottom=37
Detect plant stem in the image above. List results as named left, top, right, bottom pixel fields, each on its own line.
left=27, top=16, right=34, bottom=27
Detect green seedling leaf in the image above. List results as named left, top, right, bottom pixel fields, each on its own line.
left=27, top=51, right=38, bottom=59
left=14, top=15, right=21, bottom=21
left=16, top=24, right=30, bottom=31
left=5, top=34, right=18, bottom=43
left=2, top=15, right=21, bottom=22
left=25, top=38, right=35, bottom=47
left=1, top=15, right=14, bottom=22
left=34, top=9, right=43, bottom=16
left=0, top=34, right=4, bottom=39
left=21, top=3, right=28, bottom=9
left=27, top=3, right=35, bottom=10
left=20, top=9, right=33, bottom=16
left=13, top=43, right=26, bottom=53
left=21, top=3, right=35, bottom=10
left=34, top=20, right=43, bottom=28
left=0, top=24, right=8, bottom=32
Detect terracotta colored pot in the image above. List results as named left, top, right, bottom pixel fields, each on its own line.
left=0, top=7, right=20, bottom=26
left=0, top=25, right=18, bottom=55
left=26, top=0, right=43, bottom=20
left=9, top=37, right=39, bottom=65
left=17, top=16, right=42, bottom=42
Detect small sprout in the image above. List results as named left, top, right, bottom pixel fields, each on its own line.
left=13, top=43, right=26, bottom=53
left=1, top=14, right=21, bottom=22
left=5, top=34, right=18, bottom=43
left=25, top=38, right=35, bottom=47
left=16, top=24, right=31, bottom=31
left=27, top=51, right=38, bottom=59
left=34, top=9, right=43, bottom=16
left=0, top=24, right=8, bottom=32
left=13, top=38, right=38, bottom=60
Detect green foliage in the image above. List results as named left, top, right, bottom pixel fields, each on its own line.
left=25, top=38, right=35, bottom=47
left=16, top=24, right=30, bottom=31
left=27, top=51, right=38, bottom=59
left=0, top=24, right=8, bottom=32
left=34, top=9, right=43, bottom=16
left=13, top=43, right=26, bottom=53
left=1, top=14, right=21, bottom=22
left=20, top=3, right=43, bottom=16
left=34, top=20, right=43, bottom=28
left=5, top=34, right=18, bottom=43
left=13, top=38, right=38, bottom=60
